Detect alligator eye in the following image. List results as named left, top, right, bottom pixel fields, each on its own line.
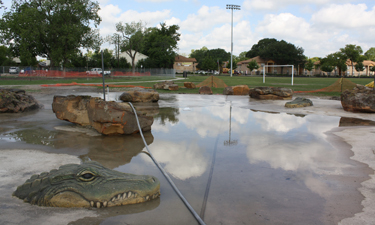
left=78, top=171, right=96, bottom=182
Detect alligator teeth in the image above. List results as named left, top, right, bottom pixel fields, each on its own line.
left=134, top=193, right=138, bottom=197
left=145, top=195, right=150, bottom=201
left=90, top=201, right=94, bottom=207
left=128, top=191, right=133, bottom=198
left=96, top=202, right=101, bottom=208
left=111, top=197, right=116, bottom=202
left=123, top=193, right=127, bottom=199
left=103, top=201, right=108, bottom=207
left=117, top=194, right=122, bottom=200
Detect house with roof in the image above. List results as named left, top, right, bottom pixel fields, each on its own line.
left=313, top=59, right=375, bottom=76
left=173, top=55, right=197, bottom=73
left=237, top=56, right=299, bottom=75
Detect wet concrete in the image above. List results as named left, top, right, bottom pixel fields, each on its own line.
left=0, top=90, right=374, bottom=224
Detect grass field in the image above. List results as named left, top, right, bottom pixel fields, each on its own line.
left=0, top=74, right=373, bottom=97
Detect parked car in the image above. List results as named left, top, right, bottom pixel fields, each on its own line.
left=86, top=68, right=111, bottom=76
left=197, top=70, right=206, bottom=74
left=9, top=67, right=19, bottom=74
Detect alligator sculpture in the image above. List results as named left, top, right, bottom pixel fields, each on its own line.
left=13, top=161, right=160, bottom=208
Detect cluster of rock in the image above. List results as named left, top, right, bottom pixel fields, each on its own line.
left=52, top=95, right=153, bottom=135
left=341, top=84, right=375, bottom=113
left=249, top=87, right=293, bottom=100
left=0, top=88, right=41, bottom=113
left=153, top=81, right=179, bottom=91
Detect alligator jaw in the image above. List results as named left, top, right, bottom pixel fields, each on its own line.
left=91, top=191, right=160, bottom=208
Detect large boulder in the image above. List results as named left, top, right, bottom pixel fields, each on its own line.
left=285, top=97, right=313, bottom=108
left=168, top=84, right=179, bottom=91
left=223, top=85, right=250, bottom=95
left=233, top=85, right=250, bottom=95
left=249, top=87, right=293, bottom=100
left=0, top=89, right=41, bottom=113
left=184, top=82, right=196, bottom=89
left=199, top=86, right=212, bottom=95
left=119, top=89, right=159, bottom=103
left=341, top=84, right=375, bottom=113
left=52, top=95, right=154, bottom=135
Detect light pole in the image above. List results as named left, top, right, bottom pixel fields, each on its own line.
left=226, top=4, right=240, bottom=77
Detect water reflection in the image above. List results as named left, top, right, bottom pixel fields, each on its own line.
left=1, top=93, right=373, bottom=225
left=1, top=126, right=154, bottom=169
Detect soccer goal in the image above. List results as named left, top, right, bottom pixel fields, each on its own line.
left=262, top=65, right=295, bottom=85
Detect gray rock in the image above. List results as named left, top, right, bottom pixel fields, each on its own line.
left=285, top=97, right=313, bottom=108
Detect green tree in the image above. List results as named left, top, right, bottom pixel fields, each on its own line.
left=141, top=22, right=180, bottom=68
left=237, top=51, right=249, bottom=62
left=190, top=47, right=230, bottom=71
left=87, top=49, right=113, bottom=68
left=0, top=0, right=102, bottom=69
left=355, top=61, right=365, bottom=74
left=340, top=44, right=363, bottom=76
left=199, top=56, right=217, bottom=71
left=116, top=21, right=147, bottom=72
left=106, top=33, right=122, bottom=68
left=304, top=59, right=314, bottom=75
left=247, top=60, right=259, bottom=75
left=319, top=52, right=347, bottom=76
left=246, top=38, right=278, bottom=58
left=246, top=38, right=306, bottom=74
left=365, top=47, right=375, bottom=61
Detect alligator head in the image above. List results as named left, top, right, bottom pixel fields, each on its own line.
left=13, top=161, right=160, bottom=208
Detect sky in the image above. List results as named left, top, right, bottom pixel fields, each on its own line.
left=2, top=0, right=375, bottom=58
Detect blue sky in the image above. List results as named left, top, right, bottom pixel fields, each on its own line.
left=2, top=0, right=375, bottom=58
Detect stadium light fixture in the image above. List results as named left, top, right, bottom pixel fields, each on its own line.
left=226, top=4, right=241, bottom=77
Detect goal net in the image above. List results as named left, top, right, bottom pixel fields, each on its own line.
left=261, top=65, right=295, bottom=85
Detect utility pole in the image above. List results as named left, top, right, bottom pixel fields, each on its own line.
left=226, top=4, right=241, bottom=77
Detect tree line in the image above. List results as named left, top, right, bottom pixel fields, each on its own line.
left=0, top=0, right=180, bottom=71
left=0, top=0, right=373, bottom=75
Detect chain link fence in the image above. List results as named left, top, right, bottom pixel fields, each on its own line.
left=0, top=66, right=176, bottom=78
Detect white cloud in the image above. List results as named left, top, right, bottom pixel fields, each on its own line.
left=180, top=6, right=231, bottom=33
left=147, top=140, right=208, bottom=180
left=98, top=5, right=171, bottom=37
left=311, top=4, right=375, bottom=29
left=242, top=0, right=353, bottom=12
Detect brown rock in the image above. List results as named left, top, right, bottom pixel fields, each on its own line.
left=199, top=86, right=213, bottom=95
left=52, top=95, right=154, bottom=135
left=52, top=95, right=91, bottom=125
left=184, top=82, right=196, bottom=89
left=0, top=89, right=41, bottom=113
left=119, top=89, right=159, bottom=103
left=169, top=84, right=179, bottom=91
left=249, top=87, right=293, bottom=100
left=232, top=85, right=250, bottom=95
left=341, top=84, right=375, bottom=113
left=223, top=86, right=234, bottom=95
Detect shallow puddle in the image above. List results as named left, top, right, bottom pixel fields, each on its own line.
left=0, top=93, right=372, bottom=225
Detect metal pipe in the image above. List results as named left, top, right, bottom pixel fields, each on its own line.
left=101, top=50, right=106, bottom=101
left=128, top=102, right=206, bottom=225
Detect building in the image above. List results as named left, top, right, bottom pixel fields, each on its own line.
left=237, top=56, right=299, bottom=75
left=313, top=59, right=375, bottom=76
left=173, top=55, right=197, bottom=73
